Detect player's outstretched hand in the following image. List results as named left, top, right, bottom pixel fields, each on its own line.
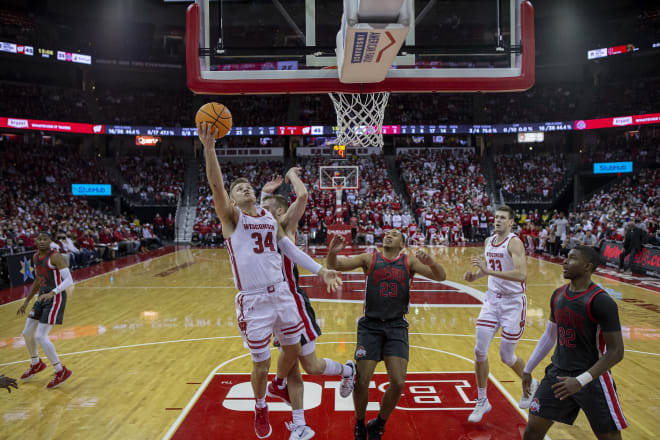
left=328, top=235, right=346, bottom=254
left=0, top=375, right=18, bottom=393
left=319, top=268, right=343, bottom=292
left=285, top=167, right=303, bottom=184
left=522, top=372, right=532, bottom=398
left=464, top=271, right=477, bottom=282
left=197, top=122, right=219, bottom=150
left=262, top=175, right=283, bottom=193
left=471, top=257, right=487, bottom=272
left=415, top=250, right=434, bottom=266
left=552, top=376, right=582, bottom=400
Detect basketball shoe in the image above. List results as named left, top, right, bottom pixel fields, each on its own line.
left=354, top=422, right=367, bottom=440
left=519, top=379, right=539, bottom=409
left=267, top=379, right=291, bottom=405
left=286, top=421, right=315, bottom=440
left=468, top=397, right=492, bottom=423
left=254, top=405, right=272, bottom=439
left=46, top=366, right=72, bottom=389
left=340, top=360, right=356, bottom=398
left=20, top=359, right=47, bottom=380
left=366, top=418, right=385, bottom=440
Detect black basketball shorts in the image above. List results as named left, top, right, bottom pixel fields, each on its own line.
left=29, top=292, right=67, bottom=325
left=354, top=316, right=409, bottom=362
left=529, top=364, right=628, bottom=433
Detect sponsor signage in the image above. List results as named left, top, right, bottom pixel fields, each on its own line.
left=135, top=135, right=161, bottom=146
left=71, top=184, right=112, bottom=196
left=587, top=43, right=639, bottom=60
left=593, top=161, right=633, bottom=174
left=517, top=132, right=545, bottom=143
left=7, top=251, right=37, bottom=287
left=599, top=241, right=660, bottom=278
left=575, top=113, right=660, bottom=130
left=0, top=117, right=104, bottom=134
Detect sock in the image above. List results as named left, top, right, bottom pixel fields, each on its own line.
left=53, top=362, right=63, bottom=373
left=478, top=387, right=487, bottom=400
left=341, top=362, right=354, bottom=378
left=292, top=409, right=305, bottom=427
left=31, top=356, right=40, bottom=366
left=322, top=358, right=343, bottom=376
left=376, top=415, right=386, bottom=428
left=275, top=376, right=287, bottom=390
left=255, top=397, right=267, bottom=408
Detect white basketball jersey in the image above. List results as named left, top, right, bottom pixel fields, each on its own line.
left=485, top=233, right=526, bottom=295
left=225, top=209, right=284, bottom=292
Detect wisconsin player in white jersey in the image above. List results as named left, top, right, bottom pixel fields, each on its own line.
left=464, top=205, right=534, bottom=423
left=261, top=170, right=356, bottom=440
left=198, top=124, right=341, bottom=439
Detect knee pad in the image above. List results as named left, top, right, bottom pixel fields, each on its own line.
left=251, top=350, right=271, bottom=363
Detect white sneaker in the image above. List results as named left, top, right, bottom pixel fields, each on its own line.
left=286, top=422, right=315, bottom=440
left=519, top=379, right=539, bottom=409
left=468, top=398, right=492, bottom=423
left=340, top=360, right=356, bottom=398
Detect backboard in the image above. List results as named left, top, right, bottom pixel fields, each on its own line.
left=319, top=166, right=359, bottom=191
left=186, top=0, right=535, bottom=95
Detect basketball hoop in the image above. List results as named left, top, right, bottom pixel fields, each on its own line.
left=328, top=91, right=390, bottom=148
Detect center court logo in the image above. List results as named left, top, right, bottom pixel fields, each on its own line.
left=8, top=118, right=29, bottom=128
left=171, top=373, right=527, bottom=439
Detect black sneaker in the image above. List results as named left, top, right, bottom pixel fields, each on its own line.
left=366, top=419, right=385, bottom=439
left=354, top=422, right=367, bottom=440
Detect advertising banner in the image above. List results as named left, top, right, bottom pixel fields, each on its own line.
left=599, top=241, right=660, bottom=278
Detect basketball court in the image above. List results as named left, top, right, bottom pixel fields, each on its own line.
left=0, top=246, right=658, bottom=439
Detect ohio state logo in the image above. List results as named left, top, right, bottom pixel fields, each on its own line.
left=355, top=345, right=367, bottom=359
left=530, top=397, right=540, bottom=412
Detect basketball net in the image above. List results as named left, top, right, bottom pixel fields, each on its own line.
left=328, top=91, right=390, bottom=148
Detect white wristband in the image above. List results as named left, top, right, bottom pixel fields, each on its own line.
left=576, top=372, right=593, bottom=387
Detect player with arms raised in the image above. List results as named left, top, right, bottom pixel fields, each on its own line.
left=198, top=123, right=340, bottom=439
left=522, top=246, right=627, bottom=439
left=464, top=204, right=533, bottom=422
left=327, top=230, right=446, bottom=440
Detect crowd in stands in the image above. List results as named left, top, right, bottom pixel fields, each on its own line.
left=494, top=151, right=568, bottom=203
left=388, top=94, right=473, bottom=125
left=0, top=82, right=92, bottom=123
left=481, top=85, right=580, bottom=123
left=116, top=153, right=184, bottom=204
left=578, top=129, right=660, bottom=167
left=592, top=78, right=660, bottom=118
left=96, top=87, right=192, bottom=126
left=397, top=148, right=492, bottom=244
left=0, top=141, right=167, bottom=284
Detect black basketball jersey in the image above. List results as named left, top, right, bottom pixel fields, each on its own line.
left=33, top=250, right=60, bottom=295
left=550, top=283, right=621, bottom=371
left=364, top=251, right=411, bottom=321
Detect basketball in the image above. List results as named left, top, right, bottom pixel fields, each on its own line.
left=195, top=102, right=233, bottom=139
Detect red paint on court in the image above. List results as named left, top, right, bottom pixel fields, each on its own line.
left=172, top=373, right=527, bottom=439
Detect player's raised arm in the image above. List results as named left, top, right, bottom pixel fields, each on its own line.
left=260, top=174, right=283, bottom=204
left=327, top=235, right=372, bottom=273
left=276, top=233, right=342, bottom=292
left=471, top=236, right=527, bottom=283
left=280, top=167, right=308, bottom=235
left=408, top=250, right=446, bottom=281
left=198, top=123, right=238, bottom=229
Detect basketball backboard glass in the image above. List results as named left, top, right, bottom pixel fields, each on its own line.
left=186, top=0, right=534, bottom=95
